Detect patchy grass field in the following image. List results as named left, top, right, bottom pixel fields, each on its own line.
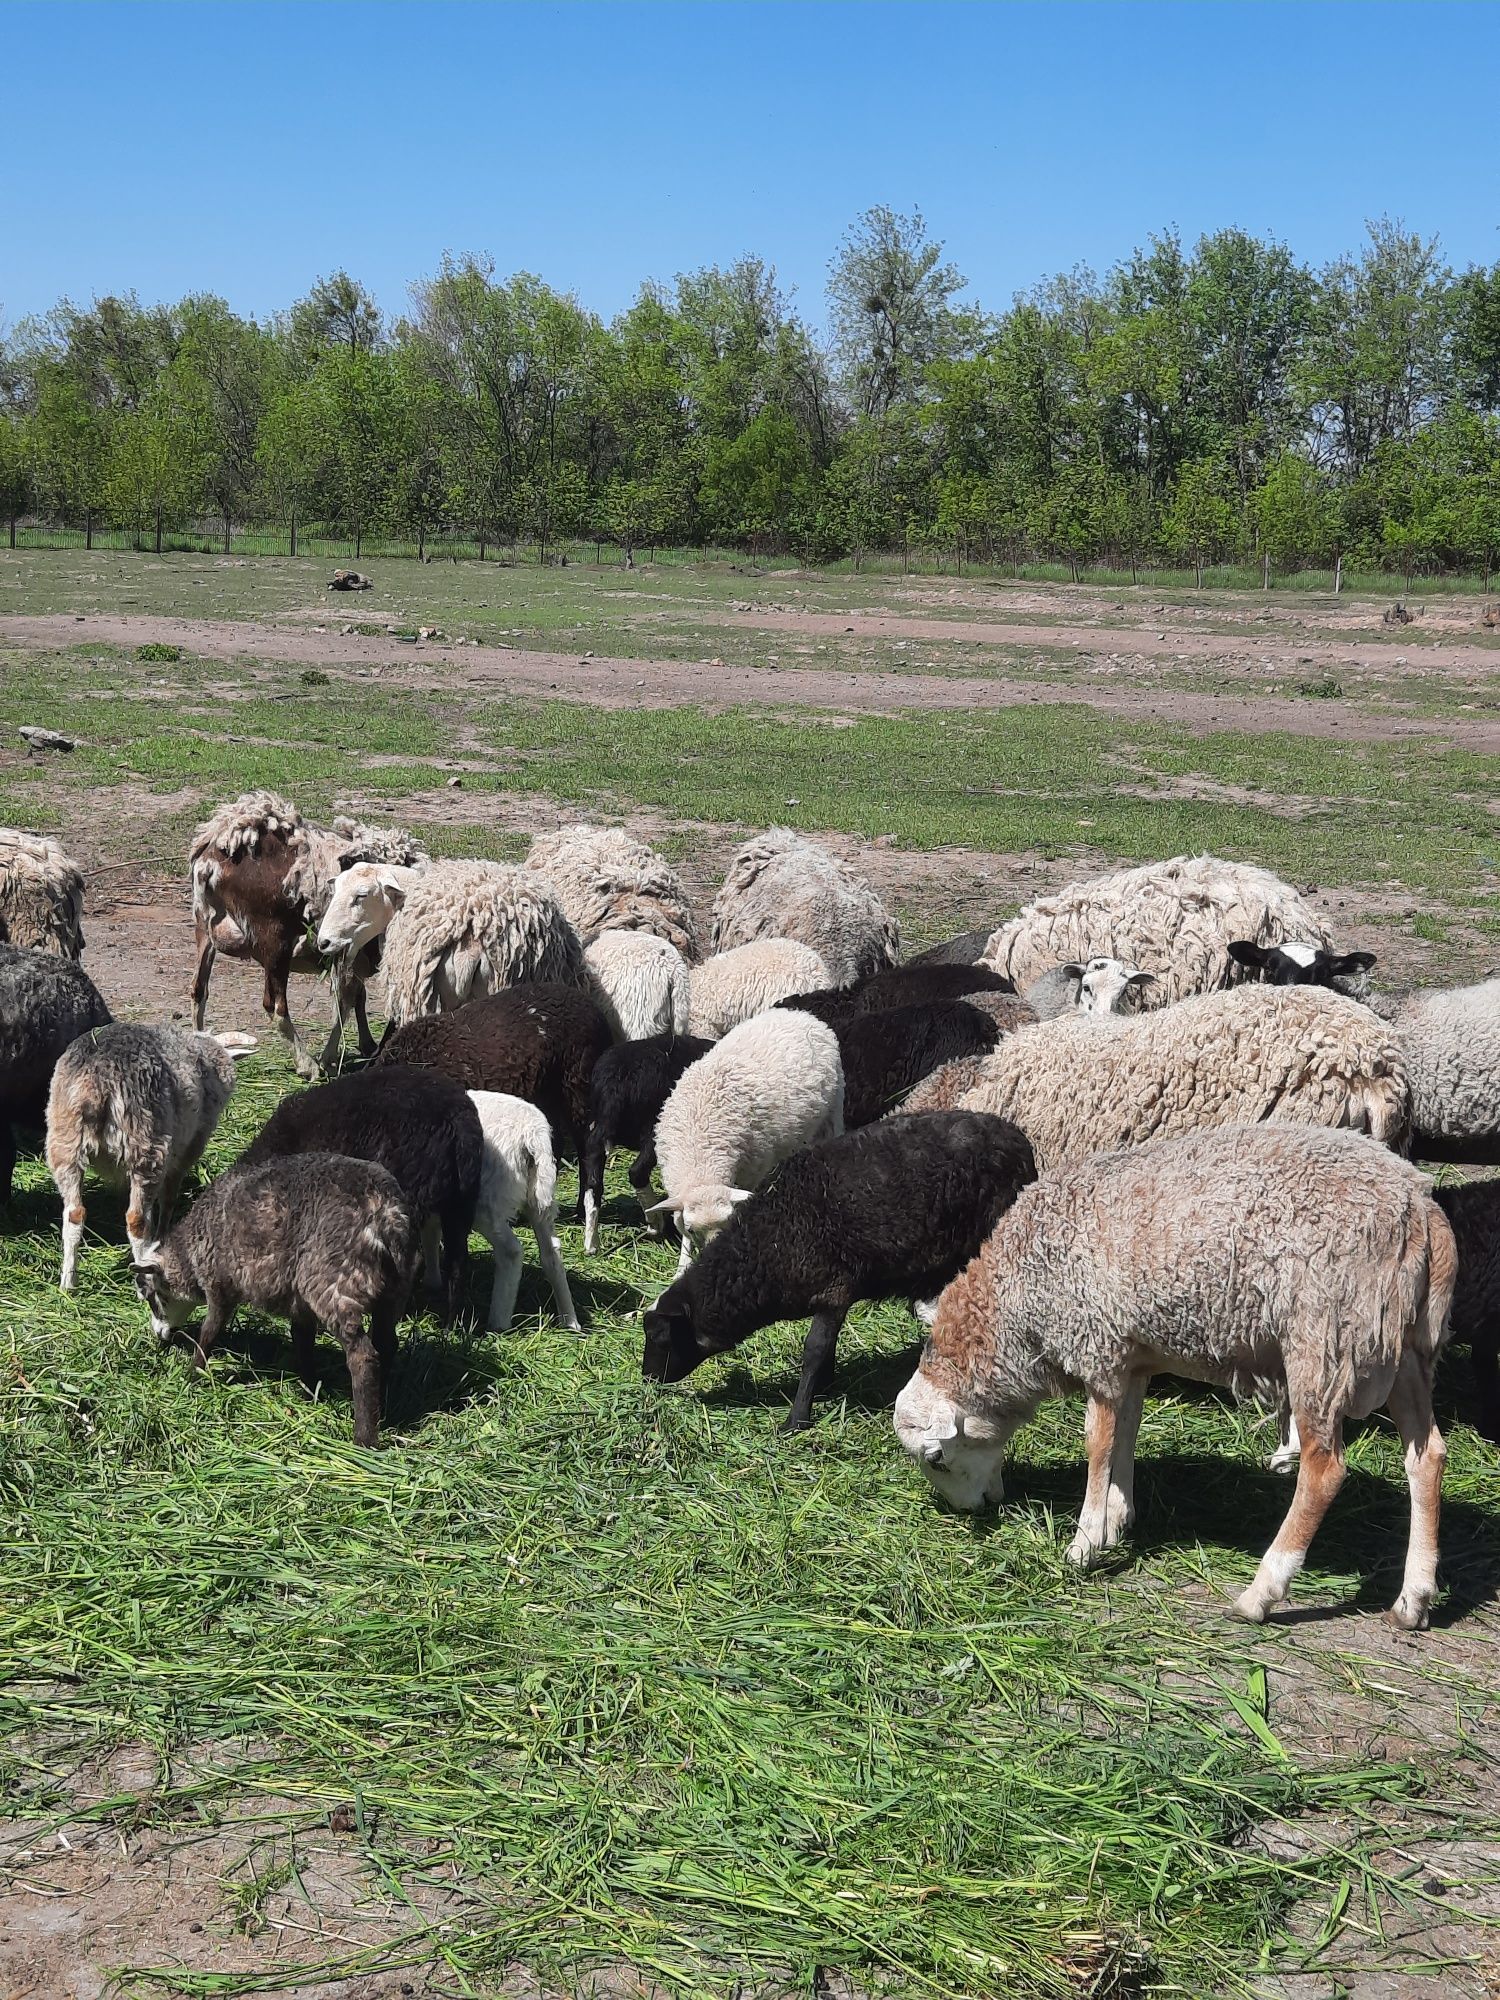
left=1, top=551, right=1499, bottom=1999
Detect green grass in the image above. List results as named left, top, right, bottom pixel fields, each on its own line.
left=4, top=1052, right=1495, bottom=1998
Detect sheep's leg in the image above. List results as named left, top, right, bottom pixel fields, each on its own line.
left=420, top=1215, right=444, bottom=1298
left=529, top=1206, right=580, bottom=1331
left=1067, top=1378, right=1146, bottom=1566
left=674, top=1230, right=695, bottom=1279
left=439, top=1208, right=470, bottom=1321
left=1269, top=1405, right=1302, bottom=1475
left=351, top=980, right=378, bottom=1058
left=191, top=1290, right=234, bottom=1369
left=264, top=949, right=320, bottom=1082
left=290, top=1306, right=319, bottom=1388
left=629, top=1141, right=667, bottom=1236
left=369, top=1298, right=401, bottom=1385
left=1472, top=1329, right=1500, bottom=1445
left=1232, top=1416, right=1345, bottom=1623
left=190, top=918, right=216, bottom=1030
left=1385, top=1356, right=1447, bottom=1632
left=784, top=1307, right=846, bottom=1434
left=319, top=980, right=348, bottom=1075
left=484, top=1221, right=523, bottom=1333
left=124, top=1175, right=155, bottom=1262
left=342, top=1325, right=383, bottom=1449
left=1105, top=1374, right=1146, bottom=1542
left=56, top=1164, right=85, bottom=1292
left=581, top=1131, right=608, bottom=1255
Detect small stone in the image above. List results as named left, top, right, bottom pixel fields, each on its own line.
left=447, top=776, right=463, bottom=789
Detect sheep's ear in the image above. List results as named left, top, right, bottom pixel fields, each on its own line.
left=1227, top=941, right=1268, bottom=970
left=130, top=1257, right=164, bottom=1293
left=727, top=1188, right=754, bottom=1207
left=644, top=1198, right=677, bottom=1216
left=1060, top=962, right=1086, bottom=980
left=1125, top=970, right=1155, bottom=987
left=378, top=868, right=408, bottom=904
left=1332, top=950, right=1376, bottom=976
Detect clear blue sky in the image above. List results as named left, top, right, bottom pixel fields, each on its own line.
left=6, top=0, right=1499, bottom=333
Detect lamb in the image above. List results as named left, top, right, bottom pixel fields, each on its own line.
left=467, top=1091, right=580, bottom=1331
left=957, top=984, right=1410, bottom=1171
left=709, top=829, right=899, bottom=985
left=583, top=930, right=691, bottom=1042
left=0, top=830, right=86, bottom=957
left=895, top=1125, right=1456, bottom=1630
left=687, top=939, right=834, bottom=1039
left=1023, top=956, right=1154, bottom=1020
left=1226, top=939, right=1376, bottom=993
left=0, top=945, right=112, bottom=1203
left=132, top=1153, right=416, bottom=1449
left=45, top=1024, right=252, bottom=1288
left=643, top=1111, right=1036, bottom=1433
left=1433, top=1180, right=1500, bottom=1442
left=375, top=982, right=612, bottom=1185
left=837, top=1001, right=1000, bottom=1127
left=524, top=825, right=698, bottom=960
left=189, top=791, right=427, bottom=1077
left=905, top=929, right=992, bottom=967
left=983, top=854, right=1332, bottom=1008
left=239, top=1065, right=482, bottom=1316
left=652, top=1008, right=845, bottom=1269
left=837, top=961, right=1015, bottom=1012
left=579, top=1031, right=714, bottom=1253
left=376, top=861, right=584, bottom=1027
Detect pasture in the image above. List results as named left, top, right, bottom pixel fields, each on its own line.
left=1, top=549, right=1498, bottom=2000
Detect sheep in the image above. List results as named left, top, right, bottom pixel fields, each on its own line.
left=841, top=961, right=1016, bottom=1012
left=0, top=830, right=86, bottom=957
left=1023, top=956, right=1156, bottom=1020
left=132, top=1153, right=416, bottom=1450
left=239, top=1065, right=482, bottom=1316
left=583, top=930, right=691, bottom=1042
left=45, top=1024, right=253, bottom=1288
left=0, top=945, right=112, bottom=1204
left=905, top=929, right=992, bottom=968
left=1434, top=1180, right=1500, bottom=1442
left=892, top=1054, right=993, bottom=1117
left=643, top=1111, right=1036, bottom=1433
left=189, top=791, right=427, bottom=1077
left=377, top=861, right=584, bottom=1027
left=709, top=829, right=900, bottom=985
left=652, top=1008, right=845, bottom=1271
left=1226, top=939, right=1376, bottom=994
left=957, top=984, right=1410, bottom=1172
left=579, top=1031, right=714, bottom=1253
left=895, top=1125, right=1456, bottom=1630
left=375, top=983, right=612, bottom=1194
left=837, top=1001, right=1001, bottom=1127
left=957, top=991, right=1041, bottom=1036
left=983, top=854, right=1332, bottom=1009
left=524, top=825, right=698, bottom=960
left=687, top=938, right=834, bottom=1039
left=467, top=1091, right=579, bottom=1331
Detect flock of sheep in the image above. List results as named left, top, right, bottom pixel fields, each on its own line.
left=2, top=811, right=1498, bottom=1635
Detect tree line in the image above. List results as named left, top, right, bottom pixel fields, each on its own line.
left=4, top=208, right=1500, bottom=581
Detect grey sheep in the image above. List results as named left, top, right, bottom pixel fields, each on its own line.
left=709, top=829, right=899, bottom=985
left=524, top=824, right=698, bottom=960
left=0, top=944, right=112, bottom=1203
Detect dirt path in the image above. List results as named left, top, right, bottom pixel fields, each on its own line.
left=7, top=612, right=1500, bottom=749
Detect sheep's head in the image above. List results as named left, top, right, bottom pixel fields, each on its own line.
left=650, top=1183, right=752, bottom=1249
left=1228, top=939, right=1376, bottom=997
left=1077, top=957, right=1154, bottom=1015
left=641, top=1290, right=718, bottom=1382
left=316, top=862, right=410, bottom=955
left=894, top=1367, right=1014, bottom=1511
left=131, top=1253, right=200, bottom=1346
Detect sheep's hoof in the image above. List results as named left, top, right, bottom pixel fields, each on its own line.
left=1230, top=1587, right=1289, bottom=1624
left=1385, top=1594, right=1432, bottom=1633
left=1065, top=1532, right=1099, bottom=1570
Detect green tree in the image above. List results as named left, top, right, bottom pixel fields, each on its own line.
left=828, top=207, right=970, bottom=418
left=1164, top=456, right=1240, bottom=585
left=1254, top=452, right=1338, bottom=579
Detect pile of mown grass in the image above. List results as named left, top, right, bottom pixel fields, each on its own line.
left=1, top=1055, right=1493, bottom=1998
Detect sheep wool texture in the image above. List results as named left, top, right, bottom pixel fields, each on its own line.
left=380, top=861, right=584, bottom=1024
left=583, top=930, right=691, bottom=1042
left=525, top=825, right=698, bottom=960
left=837, top=1001, right=1000, bottom=1127
left=891, top=1053, right=993, bottom=1117
left=1434, top=1179, right=1500, bottom=1436
left=1375, top=979, right=1500, bottom=1161
left=46, top=1025, right=237, bottom=1188
left=709, top=828, right=900, bottom=986
left=688, top=939, right=834, bottom=1039
left=958, top=983, right=1410, bottom=1170
left=0, top=830, right=86, bottom=958
left=0, top=945, right=112, bottom=1135
left=982, top=853, right=1332, bottom=1007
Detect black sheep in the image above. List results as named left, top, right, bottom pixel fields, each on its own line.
left=580, top=1031, right=713, bottom=1252
left=904, top=928, right=992, bottom=967
left=836, top=1000, right=1000, bottom=1127
left=776, top=961, right=1013, bottom=1032
left=0, top=945, right=112, bottom=1202
left=241, top=1065, right=481, bottom=1315
left=642, top=1110, right=1036, bottom=1431
left=1435, top=1180, right=1500, bottom=1442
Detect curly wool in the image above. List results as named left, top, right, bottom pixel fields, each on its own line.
left=0, top=830, right=87, bottom=958
left=584, top=930, right=691, bottom=1041
left=190, top=791, right=425, bottom=925
left=982, top=854, right=1332, bottom=1007
left=709, top=828, right=899, bottom=986
left=525, top=825, right=698, bottom=960
left=688, top=938, right=834, bottom=1038
left=380, top=862, right=584, bottom=1025
left=958, top=983, right=1411, bottom=1170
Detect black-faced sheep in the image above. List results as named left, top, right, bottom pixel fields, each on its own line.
left=579, top=1031, right=714, bottom=1253
left=837, top=1001, right=1001, bottom=1127
left=709, top=829, right=899, bottom=985
left=0, top=945, right=112, bottom=1203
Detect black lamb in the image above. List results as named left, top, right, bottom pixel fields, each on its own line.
left=904, top=928, right=992, bottom=967
left=579, top=1031, right=714, bottom=1252
left=642, top=1110, right=1037, bottom=1432
left=836, top=999, right=1000, bottom=1126
left=776, top=961, right=1013, bottom=1033
left=1435, top=1180, right=1500, bottom=1442
left=0, top=944, right=112, bottom=1202
left=241, top=1064, right=481, bottom=1314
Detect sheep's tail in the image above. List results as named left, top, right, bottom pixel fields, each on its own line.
left=1415, top=1198, right=1458, bottom=1366
left=526, top=1129, right=559, bottom=1226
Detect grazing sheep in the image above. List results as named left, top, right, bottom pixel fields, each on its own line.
left=709, top=829, right=899, bottom=985
left=958, top=984, right=1410, bottom=1171
left=189, top=791, right=426, bottom=1076
left=240, top=1065, right=482, bottom=1316
left=652, top=1008, right=845, bottom=1270
left=0, top=945, right=112, bottom=1204
left=905, top=929, right=992, bottom=968
left=375, top=983, right=612, bottom=1189
left=583, top=930, right=691, bottom=1042
left=378, top=861, right=584, bottom=1027
left=0, top=830, right=86, bottom=957
left=958, top=991, right=1041, bottom=1035
left=837, top=1001, right=1000, bottom=1127
left=837, top=961, right=1015, bottom=1013
left=579, top=1031, right=714, bottom=1252
left=892, top=1054, right=993, bottom=1117
left=45, top=1024, right=252, bottom=1288
left=1434, top=1180, right=1500, bottom=1442
left=688, top=938, right=834, bottom=1038
left=983, top=855, right=1332, bottom=1008
left=467, top=1091, right=579, bottom=1331
left=132, top=1153, right=416, bottom=1449
left=524, top=825, right=698, bottom=959
left=643, top=1111, right=1036, bottom=1432
left=895, top=1126, right=1456, bottom=1630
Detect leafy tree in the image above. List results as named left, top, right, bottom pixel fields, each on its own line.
left=26, top=365, right=112, bottom=538
left=287, top=273, right=383, bottom=364
left=1164, top=456, right=1240, bottom=584
left=828, top=207, right=969, bottom=418
left=1255, top=452, right=1338, bottom=577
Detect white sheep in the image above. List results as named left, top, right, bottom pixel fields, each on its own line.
left=984, top=854, right=1332, bottom=1008
left=524, top=824, right=698, bottom=960
left=1022, top=955, right=1154, bottom=1020
left=895, top=1125, right=1456, bottom=1630
left=687, top=938, right=834, bottom=1039
left=0, top=829, right=86, bottom=958
left=709, top=829, right=899, bottom=986
left=45, top=1023, right=255, bottom=1287
left=958, top=983, right=1410, bottom=1171
left=467, top=1091, right=580, bottom=1332
left=1369, top=977, right=1500, bottom=1166
left=652, top=1008, right=845, bottom=1270
left=361, top=861, right=584, bottom=1026
left=583, top=930, right=691, bottom=1042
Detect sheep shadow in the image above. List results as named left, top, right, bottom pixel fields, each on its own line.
left=692, top=1330, right=927, bottom=1423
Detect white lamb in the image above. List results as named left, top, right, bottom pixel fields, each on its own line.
left=467, top=1091, right=580, bottom=1332
left=687, top=938, right=834, bottom=1039
left=584, top=930, right=691, bottom=1042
